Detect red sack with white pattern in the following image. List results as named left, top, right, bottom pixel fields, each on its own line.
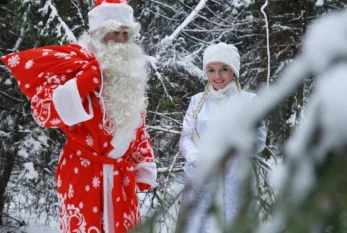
left=1, top=44, right=101, bottom=100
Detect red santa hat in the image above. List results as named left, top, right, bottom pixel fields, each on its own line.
left=88, top=0, right=140, bottom=34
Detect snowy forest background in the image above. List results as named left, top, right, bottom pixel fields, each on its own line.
left=1, top=0, right=347, bottom=232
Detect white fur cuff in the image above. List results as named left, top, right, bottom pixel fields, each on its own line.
left=135, top=162, right=157, bottom=187
left=53, top=78, right=94, bottom=126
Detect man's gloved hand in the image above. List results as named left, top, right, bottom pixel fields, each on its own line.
left=76, top=60, right=102, bottom=98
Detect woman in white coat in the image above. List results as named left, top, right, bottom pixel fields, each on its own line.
left=177, top=43, right=267, bottom=233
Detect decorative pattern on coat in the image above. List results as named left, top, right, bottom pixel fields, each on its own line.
left=58, top=193, right=102, bottom=233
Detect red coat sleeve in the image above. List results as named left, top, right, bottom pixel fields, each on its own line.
left=129, top=116, right=157, bottom=191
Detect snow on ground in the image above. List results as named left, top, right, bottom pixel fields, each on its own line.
left=0, top=215, right=60, bottom=233
left=2, top=181, right=185, bottom=233
left=16, top=225, right=60, bottom=233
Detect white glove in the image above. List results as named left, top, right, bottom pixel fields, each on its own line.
left=183, top=160, right=197, bottom=181
left=185, top=148, right=199, bottom=163
left=183, top=149, right=200, bottom=181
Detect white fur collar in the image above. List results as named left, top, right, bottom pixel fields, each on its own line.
left=209, top=81, right=239, bottom=100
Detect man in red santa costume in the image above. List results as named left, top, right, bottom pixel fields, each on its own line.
left=1, top=0, right=157, bottom=232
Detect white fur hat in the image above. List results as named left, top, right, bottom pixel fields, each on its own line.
left=88, top=0, right=140, bottom=34
left=203, top=43, right=241, bottom=78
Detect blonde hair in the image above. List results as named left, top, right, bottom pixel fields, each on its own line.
left=235, top=78, right=242, bottom=91
left=193, top=82, right=210, bottom=120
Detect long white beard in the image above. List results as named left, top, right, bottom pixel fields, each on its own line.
left=80, top=36, right=148, bottom=136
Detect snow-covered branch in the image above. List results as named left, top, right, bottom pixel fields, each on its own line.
left=13, top=5, right=29, bottom=51
left=261, top=0, right=271, bottom=90
left=147, top=126, right=181, bottom=135
left=39, top=0, right=76, bottom=42
left=169, top=0, right=208, bottom=40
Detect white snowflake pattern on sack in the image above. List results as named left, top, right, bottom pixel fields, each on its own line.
left=54, top=52, right=75, bottom=60
left=80, top=47, right=94, bottom=58
left=42, top=49, right=52, bottom=57
left=25, top=60, right=34, bottom=69
left=8, top=54, right=20, bottom=67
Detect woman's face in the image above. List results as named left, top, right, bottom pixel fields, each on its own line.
left=103, top=26, right=130, bottom=43
left=206, top=62, right=234, bottom=90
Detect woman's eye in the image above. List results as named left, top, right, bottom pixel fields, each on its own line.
left=114, top=31, right=120, bottom=35
left=208, top=69, right=214, bottom=73
left=221, top=67, right=229, bottom=72
left=123, top=31, right=128, bottom=36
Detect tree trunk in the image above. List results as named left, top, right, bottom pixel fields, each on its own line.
left=0, top=151, right=15, bottom=225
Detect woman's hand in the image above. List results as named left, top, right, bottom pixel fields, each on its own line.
left=183, top=160, right=197, bottom=181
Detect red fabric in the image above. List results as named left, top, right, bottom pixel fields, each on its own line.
left=1, top=44, right=101, bottom=99
left=94, top=0, right=129, bottom=8
left=1, top=44, right=155, bottom=233
left=137, top=183, right=151, bottom=191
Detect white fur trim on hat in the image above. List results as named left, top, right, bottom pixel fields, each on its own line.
left=203, top=43, right=241, bottom=78
left=88, top=2, right=139, bottom=33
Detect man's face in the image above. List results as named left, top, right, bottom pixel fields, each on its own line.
left=103, top=26, right=130, bottom=43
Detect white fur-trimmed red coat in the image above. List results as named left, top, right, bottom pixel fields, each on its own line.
left=1, top=44, right=157, bottom=233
